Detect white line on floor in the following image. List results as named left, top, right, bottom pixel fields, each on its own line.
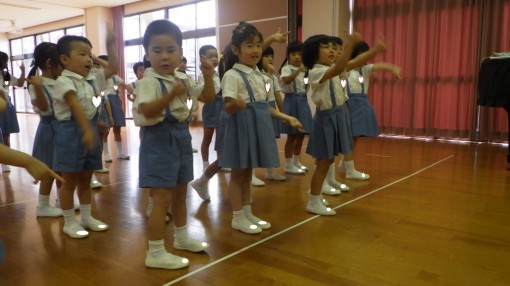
left=162, top=155, right=454, bottom=286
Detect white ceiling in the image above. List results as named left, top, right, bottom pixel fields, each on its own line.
left=0, top=0, right=143, bottom=33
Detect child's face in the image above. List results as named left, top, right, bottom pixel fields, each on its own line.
left=60, top=41, right=93, bottom=77
left=202, top=48, right=219, bottom=68
left=145, top=34, right=182, bottom=76
left=334, top=43, right=343, bottom=60
left=233, top=36, right=262, bottom=68
left=135, top=66, right=145, bottom=79
left=318, top=42, right=337, bottom=66
left=262, top=54, right=274, bottom=71
left=177, top=59, right=186, bottom=72
left=288, top=51, right=302, bottom=67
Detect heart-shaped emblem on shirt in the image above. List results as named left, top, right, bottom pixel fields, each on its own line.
left=92, top=96, right=101, bottom=107
left=186, top=98, right=193, bottom=110
left=340, top=79, right=347, bottom=88
left=265, top=82, right=270, bottom=94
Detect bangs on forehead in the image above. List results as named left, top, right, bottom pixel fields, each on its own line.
left=245, top=34, right=262, bottom=44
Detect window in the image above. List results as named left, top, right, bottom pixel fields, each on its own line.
left=122, top=0, right=217, bottom=118
left=8, top=25, right=85, bottom=112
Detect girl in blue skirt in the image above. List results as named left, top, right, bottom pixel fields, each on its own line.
left=26, top=42, right=64, bottom=217
left=219, top=22, right=302, bottom=234
left=0, top=51, right=25, bottom=173
left=340, top=41, right=401, bottom=180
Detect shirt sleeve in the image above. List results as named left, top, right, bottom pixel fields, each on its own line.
left=221, top=71, right=240, bottom=100
left=134, top=77, right=158, bottom=106
left=280, top=66, right=292, bottom=78
left=53, top=76, right=76, bottom=102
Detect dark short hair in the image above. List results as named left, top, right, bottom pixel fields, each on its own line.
left=143, top=19, right=182, bottom=51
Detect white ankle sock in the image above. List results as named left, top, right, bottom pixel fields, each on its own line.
left=62, top=208, right=77, bottom=226
left=79, top=204, right=93, bottom=224
left=173, top=225, right=188, bottom=245
left=115, top=141, right=123, bottom=154
left=148, top=239, right=166, bottom=257
left=292, top=155, right=301, bottom=165
left=285, top=158, right=293, bottom=167
left=103, top=142, right=109, bottom=157
left=38, top=195, right=50, bottom=208
left=345, top=160, right=356, bottom=172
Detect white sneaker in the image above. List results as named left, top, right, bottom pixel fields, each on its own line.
left=232, top=215, right=262, bottom=234
left=244, top=211, right=271, bottom=230
left=36, top=205, right=63, bottom=217
left=63, top=223, right=89, bottom=238
left=117, top=153, right=130, bottom=160
left=90, top=179, right=102, bottom=189
left=321, top=182, right=341, bottom=196
left=346, top=170, right=370, bottom=180
left=307, top=190, right=330, bottom=206
left=190, top=179, right=210, bottom=201
left=265, top=172, right=286, bottom=181
left=294, top=162, right=309, bottom=172
left=327, top=180, right=350, bottom=192
left=94, top=167, right=109, bottom=173
left=306, top=201, right=336, bottom=216
left=104, top=154, right=112, bottom=162
left=1, top=165, right=11, bottom=173
left=173, top=238, right=209, bottom=252
left=284, top=165, right=306, bottom=175
left=145, top=251, right=189, bottom=270
left=251, top=175, right=265, bottom=186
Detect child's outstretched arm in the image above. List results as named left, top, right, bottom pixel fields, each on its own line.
left=120, top=82, right=135, bottom=95
left=100, top=27, right=119, bottom=80
left=321, top=30, right=361, bottom=83
left=281, top=64, right=306, bottom=85
left=137, top=81, right=185, bottom=118
left=269, top=107, right=304, bottom=132
left=197, top=55, right=216, bottom=104
left=346, top=35, right=387, bottom=71
left=372, top=63, right=401, bottom=79
left=0, top=145, right=64, bottom=183
left=26, top=75, right=50, bottom=112
left=263, top=27, right=291, bottom=50
left=65, top=91, right=96, bottom=150
left=15, top=63, right=26, bottom=87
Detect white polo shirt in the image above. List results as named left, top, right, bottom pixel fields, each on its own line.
left=221, top=63, right=268, bottom=103
left=308, top=64, right=347, bottom=110
left=347, top=64, right=373, bottom=94
left=280, top=65, right=306, bottom=94
left=198, top=71, right=221, bottom=95
left=133, top=68, right=203, bottom=124
left=53, top=69, right=99, bottom=121
left=28, top=77, right=56, bottom=116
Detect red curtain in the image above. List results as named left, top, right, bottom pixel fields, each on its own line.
left=353, top=0, right=503, bottom=140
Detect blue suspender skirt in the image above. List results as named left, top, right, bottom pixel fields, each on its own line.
left=306, top=81, right=353, bottom=160
left=106, top=77, right=126, bottom=127
left=280, top=79, right=313, bottom=134
left=138, top=79, right=194, bottom=188
left=346, top=69, right=380, bottom=137
left=0, top=95, right=20, bottom=134
left=268, top=100, right=281, bottom=138
left=32, top=85, right=58, bottom=167
left=202, top=93, right=224, bottom=128
left=219, top=69, right=280, bottom=169
left=214, top=109, right=229, bottom=152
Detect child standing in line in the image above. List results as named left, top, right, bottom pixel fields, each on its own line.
left=53, top=33, right=118, bottom=238
left=132, top=19, right=215, bottom=270
left=219, top=22, right=302, bottom=234
left=96, top=55, right=134, bottom=162
left=303, top=32, right=386, bottom=215
left=127, top=61, right=145, bottom=103
left=340, top=41, right=401, bottom=179
left=198, top=45, right=222, bottom=173
left=279, top=41, right=312, bottom=175
left=26, top=42, right=65, bottom=217
left=254, top=46, right=287, bottom=183
left=0, top=51, right=25, bottom=173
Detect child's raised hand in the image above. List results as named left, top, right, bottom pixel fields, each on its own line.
left=288, top=116, right=304, bottom=132
left=374, top=35, right=387, bottom=53
left=269, top=27, right=290, bottom=44
left=341, top=29, right=362, bottom=46
left=169, top=80, right=186, bottom=98
left=199, top=55, right=215, bottom=76
left=105, top=26, right=117, bottom=48
left=393, top=66, right=402, bottom=79
left=26, top=158, right=64, bottom=184
left=20, top=62, right=25, bottom=73
left=26, top=75, right=43, bottom=87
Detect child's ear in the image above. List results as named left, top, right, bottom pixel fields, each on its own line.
left=59, top=55, right=69, bottom=67
left=230, top=45, right=239, bottom=56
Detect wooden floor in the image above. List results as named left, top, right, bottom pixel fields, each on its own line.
left=1, top=113, right=509, bottom=286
